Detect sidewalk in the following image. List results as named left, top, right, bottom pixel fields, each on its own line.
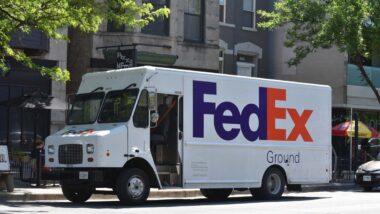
left=0, top=182, right=357, bottom=202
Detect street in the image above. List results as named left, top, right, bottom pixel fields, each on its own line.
left=1, top=189, right=379, bottom=214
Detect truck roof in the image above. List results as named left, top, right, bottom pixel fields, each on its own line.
left=82, top=66, right=331, bottom=91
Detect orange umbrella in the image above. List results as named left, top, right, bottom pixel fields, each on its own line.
left=332, top=121, right=380, bottom=138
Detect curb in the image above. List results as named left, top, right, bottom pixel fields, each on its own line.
left=0, top=189, right=203, bottom=202
left=302, top=183, right=357, bottom=192
left=0, top=183, right=357, bottom=202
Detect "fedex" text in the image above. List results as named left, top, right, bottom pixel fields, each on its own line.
left=193, top=81, right=313, bottom=142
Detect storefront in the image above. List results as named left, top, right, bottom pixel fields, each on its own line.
left=0, top=59, right=56, bottom=183
left=332, top=106, right=380, bottom=179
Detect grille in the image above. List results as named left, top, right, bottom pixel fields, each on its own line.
left=58, top=144, right=83, bottom=164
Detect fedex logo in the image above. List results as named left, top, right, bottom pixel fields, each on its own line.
left=193, top=80, right=313, bottom=142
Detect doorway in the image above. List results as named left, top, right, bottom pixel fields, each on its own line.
left=150, top=94, right=182, bottom=187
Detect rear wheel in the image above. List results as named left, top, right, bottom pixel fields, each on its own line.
left=200, top=188, right=232, bottom=201
left=115, top=168, right=150, bottom=205
left=250, top=167, right=285, bottom=200
left=61, top=182, right=94, bottom=203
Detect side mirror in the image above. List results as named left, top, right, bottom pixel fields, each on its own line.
left=149, top=91, right=158, bottom=128
left=151, top=112, right=159, bottom=124
left=149, top=92, right=157, bottom=112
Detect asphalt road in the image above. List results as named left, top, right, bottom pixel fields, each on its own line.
left=1, top=189, right=379, bottom=214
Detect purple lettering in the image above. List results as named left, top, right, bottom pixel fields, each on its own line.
left=240, top=104, right=260, bottom=141
left=192, top=80, right=313, bottom=142
left=193, top=81, right=216, bottom=138
left=214, top=102, right=241, bottom=140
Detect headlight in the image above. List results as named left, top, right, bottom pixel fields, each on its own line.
left=86, top=144, right=94, bottom=154
left=356, top=167, right=365, bottom=173
left=48, top=145, right=55, bottom=154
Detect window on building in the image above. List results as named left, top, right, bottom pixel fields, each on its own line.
left=184, top=0, right=204, bottom=42
left=141, top=0, right=170, bottom=36
left=237, top=54, right=254, bottom=63
left=107, top=21, right=125, bottom=32
left=219, top=50, right=224, bottom=73
left=236, top=53, right=257, bottom=77
left=107, top=5, right=126, bottom=32
left=219, top=0, right=226, bottom=23
left=242, top=0, right=256, bottom=29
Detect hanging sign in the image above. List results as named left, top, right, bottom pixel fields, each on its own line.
left=0, top=145, right=10, bottom=171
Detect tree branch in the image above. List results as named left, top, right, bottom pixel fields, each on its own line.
left=354, top=56, right=380, bottom=104
left=0, top=7, right=26, bottom=25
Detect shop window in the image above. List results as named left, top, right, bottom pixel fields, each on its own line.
left=242, top=0, right=256, bottom=29
left=141, top=0, right=170, bottom=36
left=184, top=0, right=204, bottom=42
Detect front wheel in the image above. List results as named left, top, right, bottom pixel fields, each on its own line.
left=251, top=167, right=285, bottom=200
left=200, top=188, right=232, bottom=201
left=115, top=168, right=150, bottom=205
left=61, top=182, right=94, bottom=203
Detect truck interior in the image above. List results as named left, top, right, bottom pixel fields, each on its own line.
left=150, top=94, right=183, bottom=187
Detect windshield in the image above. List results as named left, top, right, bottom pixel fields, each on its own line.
left=98, top=89, right=139, bottom=123
left=67, top=92, right=104, bottom=125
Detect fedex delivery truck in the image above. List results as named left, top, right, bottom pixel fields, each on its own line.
left=45, top=66, right=331, bottom=204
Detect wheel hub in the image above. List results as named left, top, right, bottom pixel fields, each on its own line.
left=267, top=173, right=281, bottom=194
left=127, top=176, right=145, bottom=199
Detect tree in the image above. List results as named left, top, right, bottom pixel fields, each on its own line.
left=0, top=0, right=169, bottom=82
left=258, top=0, right=380, bottom=104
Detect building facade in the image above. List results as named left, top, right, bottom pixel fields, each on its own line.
left=67, top=0, right=220, bottom=94
left=0, top=30, right=67, bottom=153
left=218, top=0, right=271, bottom=78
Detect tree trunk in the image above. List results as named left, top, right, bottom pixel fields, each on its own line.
left=354, top=57, right=380, bottom=104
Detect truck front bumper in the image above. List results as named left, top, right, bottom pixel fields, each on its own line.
left=52, top=168, right=118, bottom=187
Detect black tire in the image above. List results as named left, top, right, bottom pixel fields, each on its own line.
left=200, top=188, right=232, bottom=201
left=61, top=182, right=94, bottom=203
left=250, top=167, right=285, bottom=200
left=115, top=168, right=150, bottom=205
left=363, top=187, right=372, bottom=192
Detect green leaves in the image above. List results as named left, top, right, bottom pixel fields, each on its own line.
left=0, top=0, right=170, bottom=82
left=258, top=0, right=380, bottom=67
left=259, top=0, right=380, bottom=104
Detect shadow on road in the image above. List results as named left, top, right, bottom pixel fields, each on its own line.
left=3, top=195, right=327, bottom=210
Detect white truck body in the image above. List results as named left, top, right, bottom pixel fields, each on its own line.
left=45, top=66, right=331, bottom=203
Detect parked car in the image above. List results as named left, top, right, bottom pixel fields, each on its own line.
left=355, top=159, right=380, bottom=191
left=366, top=138, right=380, bottom=157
